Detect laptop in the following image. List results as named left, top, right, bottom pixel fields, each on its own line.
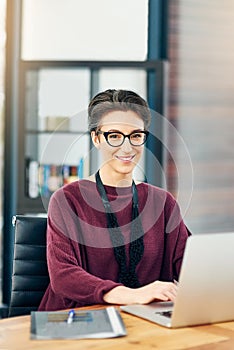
left=121, top=232, right=234, bottom=328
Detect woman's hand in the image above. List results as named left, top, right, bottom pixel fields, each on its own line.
left=103, top=280, right=178, bottom=305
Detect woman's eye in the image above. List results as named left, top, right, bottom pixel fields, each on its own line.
left=109, top=133, right=121, bottom=139
left=132, top=133, right=142, bottom=139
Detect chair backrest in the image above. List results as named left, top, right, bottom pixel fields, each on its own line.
left=8, top=215, right=49, bottom=317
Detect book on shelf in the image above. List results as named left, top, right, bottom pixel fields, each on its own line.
left=25, top=159, right=39, bottom=199
left=30, top=307, right=127, bottom=340
left=25, top=158, right=84, bottom=199
left=62, top=165, right=79, bottom=185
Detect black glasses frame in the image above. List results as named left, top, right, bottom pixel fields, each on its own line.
left=96, top=130, right=149, bottom=147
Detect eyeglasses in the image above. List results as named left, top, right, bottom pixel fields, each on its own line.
left=96, top=130, right=149, bottom=147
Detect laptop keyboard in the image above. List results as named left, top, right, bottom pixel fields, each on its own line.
left=156, top=311, right=173, bottom=318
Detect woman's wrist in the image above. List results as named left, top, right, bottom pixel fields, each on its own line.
left=103, top=285, right=139, bottom=305
left=103, top=280, right=178, bottom=305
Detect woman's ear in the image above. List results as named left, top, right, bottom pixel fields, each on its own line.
left=91, top=131, right=100, bottom=149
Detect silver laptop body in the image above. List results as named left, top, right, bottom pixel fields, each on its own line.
left=121, top=232, right=234, bottom=328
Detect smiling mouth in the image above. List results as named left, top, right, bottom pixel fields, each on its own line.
left=115, top=155, right=135, bottom=162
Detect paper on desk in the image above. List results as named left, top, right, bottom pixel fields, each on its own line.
left=30, top=306, right=127, bottom=340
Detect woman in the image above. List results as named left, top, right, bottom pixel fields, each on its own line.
left=39, top=89, right=191, bottom=311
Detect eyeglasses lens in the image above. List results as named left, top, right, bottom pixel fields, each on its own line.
left=107, top=132, right=146, bottom=146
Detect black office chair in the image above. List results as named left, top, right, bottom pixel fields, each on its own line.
left=8, top=215, right=49, bottom=317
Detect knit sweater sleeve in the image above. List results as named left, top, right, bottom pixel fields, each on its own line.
left=46, top=186, right=122, bottom=306
left=160, top=190, right=192, bottom=281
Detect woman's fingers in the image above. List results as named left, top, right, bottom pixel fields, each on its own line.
left=152, top=281, right=178, bottom=302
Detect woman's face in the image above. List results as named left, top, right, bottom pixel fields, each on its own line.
left=91, top=110, right=145, bottom=182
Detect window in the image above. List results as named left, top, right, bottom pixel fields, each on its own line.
left=21, top=0, right=148, bottom=61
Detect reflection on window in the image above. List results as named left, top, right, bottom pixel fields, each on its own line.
left=38, top=69, right=90, bottom=131
left=99, top=68, right=147, bottom=98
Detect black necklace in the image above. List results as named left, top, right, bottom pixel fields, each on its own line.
left=95, top=170, right=144, bottom=288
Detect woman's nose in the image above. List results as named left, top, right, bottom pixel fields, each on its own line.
left=121, top=137, right=133, bottom=151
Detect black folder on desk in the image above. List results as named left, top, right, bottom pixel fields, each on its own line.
left=31, top=307, right=126, bottom=340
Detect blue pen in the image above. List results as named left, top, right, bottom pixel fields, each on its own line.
left=67, top=309, right=75, bottom=324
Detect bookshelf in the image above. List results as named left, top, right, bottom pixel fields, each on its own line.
left=19, top=64, right=91, bottom=213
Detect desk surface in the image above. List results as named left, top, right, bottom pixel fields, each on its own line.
left=1, top=305, right=234, bottom=350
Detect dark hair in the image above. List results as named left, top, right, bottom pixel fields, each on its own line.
left=88, top=89, right=151, bottom=132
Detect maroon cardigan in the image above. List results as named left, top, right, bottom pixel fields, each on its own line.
left=39, top=180, right=191, bottom=311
